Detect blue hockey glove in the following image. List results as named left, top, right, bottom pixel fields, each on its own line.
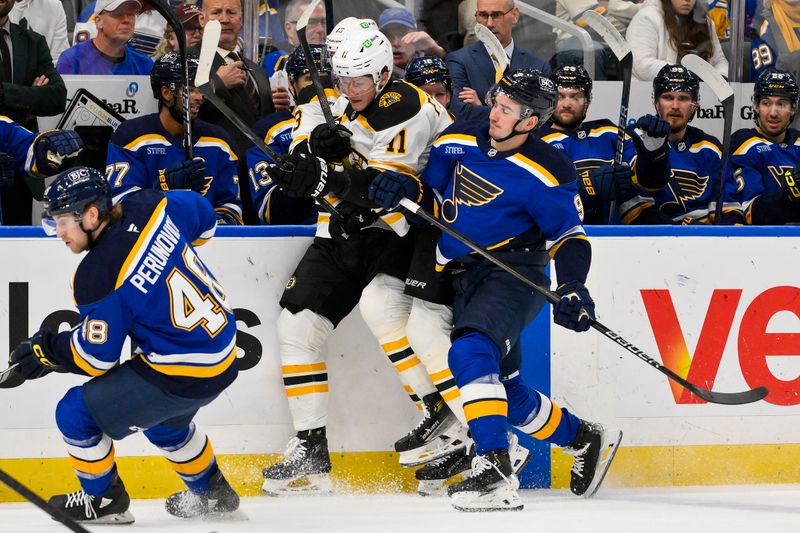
left=8, top=329, right=64, bottom=382
left=0, top=152, right=14, bottom=188
left=580, top=164, right=634, bottom=202
left=309, top=123, right=352, bottom=161
left=34, top=130, right=83, bottom=175
left=553, top=281, right=595, bottom=332
left=159, top=157, right=207, bottom=193
left=629, top=114, right=670, bottom=153
left=367, top=170, right=419, bottom=210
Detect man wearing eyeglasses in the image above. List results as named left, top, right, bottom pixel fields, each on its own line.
left=446, top=0, right=549, bottom=112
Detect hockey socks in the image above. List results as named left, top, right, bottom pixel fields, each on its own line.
left=147, top=422, right=218, bottom=493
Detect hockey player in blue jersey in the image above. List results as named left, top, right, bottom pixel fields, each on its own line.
left=106, top=52, right=243, bottom=224
left=404, top=55, right=489, bottom=122
left=3, top=167, right=240, bottom=524
left=626, top=64, right=727, bottom=224
left=367, top=69, right=622, bottom=511
left=245, top=44, right=329, bottom=225
left=726, top=68, right=800, bottom=224
left=539, top=64, right=672, bottom=224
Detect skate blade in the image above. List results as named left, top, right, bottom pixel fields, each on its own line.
left=583, top=428, right=623, bottom=499
left=399, top=428, right=470, bottom=466
left=450, top=486, right=524, bottom=512
left=76, top=510, right=135, bottom=525
left=262, top=474, right=332, bottom=497
left=417, top=479, right=447, bottom=497
left=198, top=508, right=249, bottom=522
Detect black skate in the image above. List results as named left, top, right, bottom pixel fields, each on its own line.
left=165, top=469, right=241, bottom=519
left=262, top=428, right=333, bottom=496
left=396, top=392, right=468, bottom=466
left=447, top=449, right=522, bottom=512
left=415, top=447, right=472, bottom=496
left=564, top=420, right=623, bottom=498
left=47, top=473, right=134, bottom=524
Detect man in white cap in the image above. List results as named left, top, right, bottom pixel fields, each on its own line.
left=56, top=0, right=153, bottom=75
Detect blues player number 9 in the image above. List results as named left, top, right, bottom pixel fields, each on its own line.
left=167, top=246, right=231, bottom=338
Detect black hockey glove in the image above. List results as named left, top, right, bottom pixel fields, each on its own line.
left=553, top=281, right=595, bottom=332
left=580, top=164, right=635, bottom=203
left=159, top=157, right=207, bottom=194
left=780, top=166, right=800, bottom=205
left=629, top=114, right=670, bottom=154
left=0, top=152, right=14, bottom=188
left=34, top=130, right=84, bottom=175
left=328, top=203, right=379, bottom=242
left=368, top=171, right=420, bottom=210
left=309, top=123, right=352, bottom=161
left=270, top=152, right=347, bottom=199
left=8, top=329, right=64, bottom=382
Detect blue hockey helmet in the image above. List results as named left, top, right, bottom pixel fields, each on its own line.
left=653, top=64, right=699, bottom=102
left=285, top=44, right=331, bottom=83
left=552, top=64, right=593, bottom=100
left=42, top=166, right=112, bottom=235
left=405, top=55, right=451, bottom=94
left=150, top=52, right=200, bottom=100
left=486, top=68, right=557, bottom=123
left=753, top=68, right=799, bottom=105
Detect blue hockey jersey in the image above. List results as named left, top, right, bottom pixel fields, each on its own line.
left=0, top=115, right=38, bottom=175
left=725, top=127, right=800, bottom=224
left=107, top=114, right=243, bottom=224
left=423, top=121, right=589, bottom=282
left=51, top=189, right=237, bottom=398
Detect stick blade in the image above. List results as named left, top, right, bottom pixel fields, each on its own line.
left=582, top=10, right=631, bottom=62
left=196, top=20, right=221, bottom=87
left=688, top=385, right=769, bottom=406
left=681, top=53, right=734, bottom=102
left=474, top=23, right=509, bottom=81
left=296, top=0, right=322, bottom=31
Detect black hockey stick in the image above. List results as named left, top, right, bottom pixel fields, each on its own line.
left=0, top=362, right=22, bottom=388
left=398, top=198, right=768, bottom=406
left=324, top=0, right=334, bottom=34
left=149, top=0, right=192, bottom=159
left=680, top=54, right=735, bottom=223
left=0, top=469, right=89, bottom=533
left=297, top=0, right=337, bottom=128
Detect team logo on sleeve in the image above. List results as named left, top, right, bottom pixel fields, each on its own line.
left=378, top=92, right=402, bottom=108
left=441, top=163, right=504, bottom=223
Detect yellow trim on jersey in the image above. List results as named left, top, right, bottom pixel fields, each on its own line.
left=196, top=136, right=238, bottom=160
left=589, top=125, right=630, bottom=140
left=349, top=114, right=375, bottom=133
left=541, top=132, right=568, bottom=142
left=142, top=347, right=236, bottom=378
left=214, top=206, right=244, bottom=225
left=530, top=401, right=563, bottom=439
left=733, top=136, right=768, bottom=156
left=548, top=234, right=589, bottom=258
left=509, top=153, right=560, bottom=186
left=689, top=140, right=722, bottom=157
left=310, top=88, right=339, bottom=103
left=463, top=399, right=508, bottom=422
left=433, top=133, right=477, bottom=147
left=369, top=160, right=419, bottom=177
left=70, top=341, right=107, bottom=377
left=264, top=119, right=294, bottom=145
left=124, top=133, right=169, bottom=151
left=622, top=202, right=651, bottom=225
left=115, top=198, right=168, bottom=289
left=192, top=237, right=211, bottom=247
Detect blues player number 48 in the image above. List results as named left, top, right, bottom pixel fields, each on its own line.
left=167, top=246, right=231, bottom=338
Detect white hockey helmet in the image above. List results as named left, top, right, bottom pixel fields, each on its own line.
left=332, top=29, right=393, bottom=86
left=326, top=17, right=378, bottom=56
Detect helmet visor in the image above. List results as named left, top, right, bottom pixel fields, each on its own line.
left=41, top=212, right=81, bottom=237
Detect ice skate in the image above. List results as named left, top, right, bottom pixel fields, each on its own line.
left=564, top=420, right=623, bottom=498
left=165, top=470, right=243, bottom=520
left=447, top=449, right=523, bottom=512
left=262, top=428, right=333, bottom=496
left=47, top=473, right=134, bottom=524
left=396, top=393, right=468, bottom=466
left=415, top=447, right=472, bottom=496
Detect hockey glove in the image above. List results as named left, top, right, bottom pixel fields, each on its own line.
left=629, top=114, right=670, bottom=153
left=270, top=152, right=347, bottom=199
left=0, top=152, right=14, bottom=188
left=328, top=203, right=379, bottom=242
left=368, top=171, right=420, bottom=210
left=33, top=130, right=84, bottom=175
left=8, top=329, right=64, bottom=382
left=553, top=281, right=595, bottom=332
left=780, top=167, right=800, bottom=205
left=159, top=157, right=208, bottom=193
left=580, top=164, right=634, bottom=203
left=309, top=123, right=353, bottom=161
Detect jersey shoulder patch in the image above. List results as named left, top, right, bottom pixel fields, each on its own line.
left=359, top=80, right=424, bottom=132
left=731, top=127, right=768, bottom=155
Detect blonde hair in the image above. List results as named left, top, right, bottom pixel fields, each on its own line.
left=154, top=25, right=176, bottom=59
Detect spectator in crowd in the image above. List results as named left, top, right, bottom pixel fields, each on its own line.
left=405, top=55, right=489, bottom=121
left=56, top=0, right=154, bottom=75
left=154, top=4, right=203, bottom=59
left=552, top=0, right=644, bottom=79
left=154, top=21, right=177, bottom=59
left=262, top=0, right=326, bottom=76
left=196, top=0, right=275, bottom=225
left=447, top=0, right=550, bottom=113
left=459, top=0, right=478, bottom=46
left=750, top=1, right=800, bottom=81
left=378, top=7, right=446, bottom=75
left=0, top=0, right=69, bottom=224
left=72, top=0, right=166, bottom=57
left=626, top=0, right=728, bottom=81
left=9, top=0, right=69, bottom=63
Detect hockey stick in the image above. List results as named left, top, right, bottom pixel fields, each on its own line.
left=148, top=0, right=192, bottom=159
left=0, top=362, right=22, bottom=388
left=680, top=54, right=735, bottom=223
left=196, top=21, right=345, bottom=224
left=398, top=198, right=768, bottom=406
left=474, top=23, right=509, bottom=82
left=0, top=469, right=89, bottom=533
left=324, top=0, right=334, bottom=34
left=297, top=0, right=337, bottom=128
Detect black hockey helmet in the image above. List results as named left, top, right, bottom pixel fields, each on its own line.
left=150, top=52, right=200, bottom=100
left=42, top=166, right=111, bottom=226
left=753, top=68, right=800, bottom=106
left=552, top=64, right=592, bottom=100
left=405, top=55, right=452, bottom=94
left=486, top=68, right=557, bottom=123
left=653, top=64, right=699, bottom=102
left=285, top=44, right=331, bottom=83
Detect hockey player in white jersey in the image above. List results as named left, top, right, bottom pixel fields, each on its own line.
left=261, top=28, right=467, bottom=495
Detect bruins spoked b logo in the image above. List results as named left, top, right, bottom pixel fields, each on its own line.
left=441, top=163, right=504, bottom=223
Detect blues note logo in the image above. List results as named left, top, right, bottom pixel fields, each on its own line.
left=441, top=163, right=504, bottom=223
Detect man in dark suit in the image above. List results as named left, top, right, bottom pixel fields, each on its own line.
left=0, top=0, right=67, bottom=224
left=196, top=0, right=274, bottom=224
left=446, top=0, right=549, bottom=114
